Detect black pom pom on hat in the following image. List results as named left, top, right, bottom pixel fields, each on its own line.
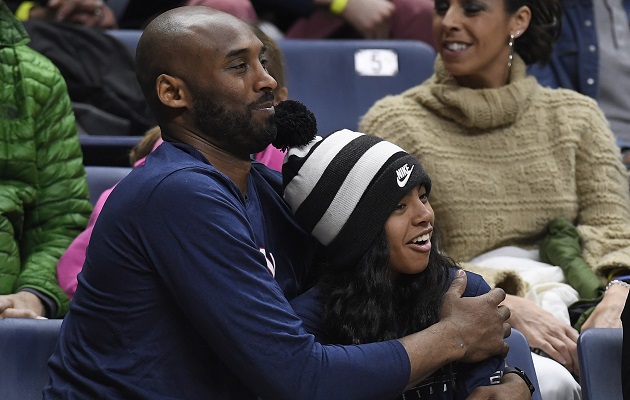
left=272, top=100, right=318, bottom=151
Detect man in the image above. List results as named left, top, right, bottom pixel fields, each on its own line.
left=44, top=7, right=526, bottom=399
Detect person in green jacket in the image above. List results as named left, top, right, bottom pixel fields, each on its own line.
left=0, top=0, right=92, bottom=319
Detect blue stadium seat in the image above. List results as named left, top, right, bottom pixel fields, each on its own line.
left=0, top=318, right=63, bottom=400
left=80, top=135, right=142, bottom=167
left=105, top=29, right=143, bottom=58
left=504, top=329, right=542, bottom=400
left=85, top=165, right=133, bottom=204
left=107, top=0, right=130, bottom=21
left=578, top=328, right=623, bottom=400
left=278, top=39, right=436, bottom=136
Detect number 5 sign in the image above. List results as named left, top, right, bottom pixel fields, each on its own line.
left=354, top=49, right=399, bottom=77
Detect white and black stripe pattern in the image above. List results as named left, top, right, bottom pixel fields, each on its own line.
left=282, top=129, right=430, bottom=267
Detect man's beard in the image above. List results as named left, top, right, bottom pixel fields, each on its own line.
left=192, top=91, right=277, bottom=156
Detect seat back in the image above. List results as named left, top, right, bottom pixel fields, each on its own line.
left=107, top=0, right=130, bottom=21
left=578, top=328, right=623, bottom=400
left=0, top=318, right=63, bottom=400
left=80, top=135, right=142, bottom=167
left=105, top=29, right=143, bottom=58
left=85, top=166, right=133, bottom=204
left=505, top=329, right=542, bottom=400
left=278, top=39, right=436, bottom=137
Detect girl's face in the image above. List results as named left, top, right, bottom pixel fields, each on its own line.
left=385, top=185, right=435, bottom=276
left=432, top=0, right=530, bottom=88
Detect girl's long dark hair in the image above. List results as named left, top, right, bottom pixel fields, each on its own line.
left=319, top=224, right=457, bottom=345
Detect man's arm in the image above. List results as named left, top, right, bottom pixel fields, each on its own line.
left=255, top=0, right=395, bottom=38
left=312, top=0, right=394, bottom=39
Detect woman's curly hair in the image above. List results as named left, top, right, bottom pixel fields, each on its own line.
left=508, top=0, right=563, bottom=65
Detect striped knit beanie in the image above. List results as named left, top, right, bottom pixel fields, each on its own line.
left=282, top=129, right=431, bottom=267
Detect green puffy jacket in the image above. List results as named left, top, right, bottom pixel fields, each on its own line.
left=0, top=3, right=92, bottom=317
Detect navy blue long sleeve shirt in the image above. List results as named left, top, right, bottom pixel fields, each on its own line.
left=44, top=142, right=410, bottom=400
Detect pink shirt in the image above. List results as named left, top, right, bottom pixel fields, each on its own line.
left=255, top=144, right=285, bottom=172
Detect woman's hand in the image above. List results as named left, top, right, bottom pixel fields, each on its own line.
left=581, top=283, right=627, bottom=330
left=502, top=294, right=579, bottom=375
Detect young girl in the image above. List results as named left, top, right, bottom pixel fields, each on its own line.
left=276, top=128, right=523, bottom=399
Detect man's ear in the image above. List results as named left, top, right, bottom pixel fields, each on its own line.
left=156, top=74, right=190, bottom=109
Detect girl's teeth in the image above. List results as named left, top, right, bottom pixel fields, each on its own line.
left=413, top=233, right=430, bottom=243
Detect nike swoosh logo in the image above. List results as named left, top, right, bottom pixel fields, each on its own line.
left=396, top=165, right=414, bottom=188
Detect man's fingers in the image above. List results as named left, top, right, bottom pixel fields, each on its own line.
left=445, top=269, right=467, bottom=297
left=501, top=340, right=510, bottom=358
left=498, top=304, right=511, bottom=322
left=486, top=287, right=507, bottom=306
left=55, top=1, right=80, bottom=20
left=503, top=322, right=512, bottom=339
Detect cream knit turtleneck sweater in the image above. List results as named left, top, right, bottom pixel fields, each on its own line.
left=360, top=55, right=630, bottom=294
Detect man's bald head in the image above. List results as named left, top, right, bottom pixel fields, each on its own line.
left=135, top=6, right=255, bottom=114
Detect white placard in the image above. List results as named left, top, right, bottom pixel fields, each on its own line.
left=354, top=49, right=399, bottom=76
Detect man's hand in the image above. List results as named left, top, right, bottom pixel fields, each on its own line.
left=440, top=270, right=511, bottom=363
left=0, top=291, right=46, bottom=319
left=31, top=0, right=118, bottom=28
left=581, top=283, right=627, bottom=330
left=401, top=270, right=511, bottom=389
left=503, top=294, right=579, bottom=375
left=341, top=0, right=395, bottom=39
left=466, top=372, right=532, bottom=399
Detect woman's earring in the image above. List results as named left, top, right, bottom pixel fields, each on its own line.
left=507, top=34, right=515, bottom=68
left=508, top=31, right=520, bottom=68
